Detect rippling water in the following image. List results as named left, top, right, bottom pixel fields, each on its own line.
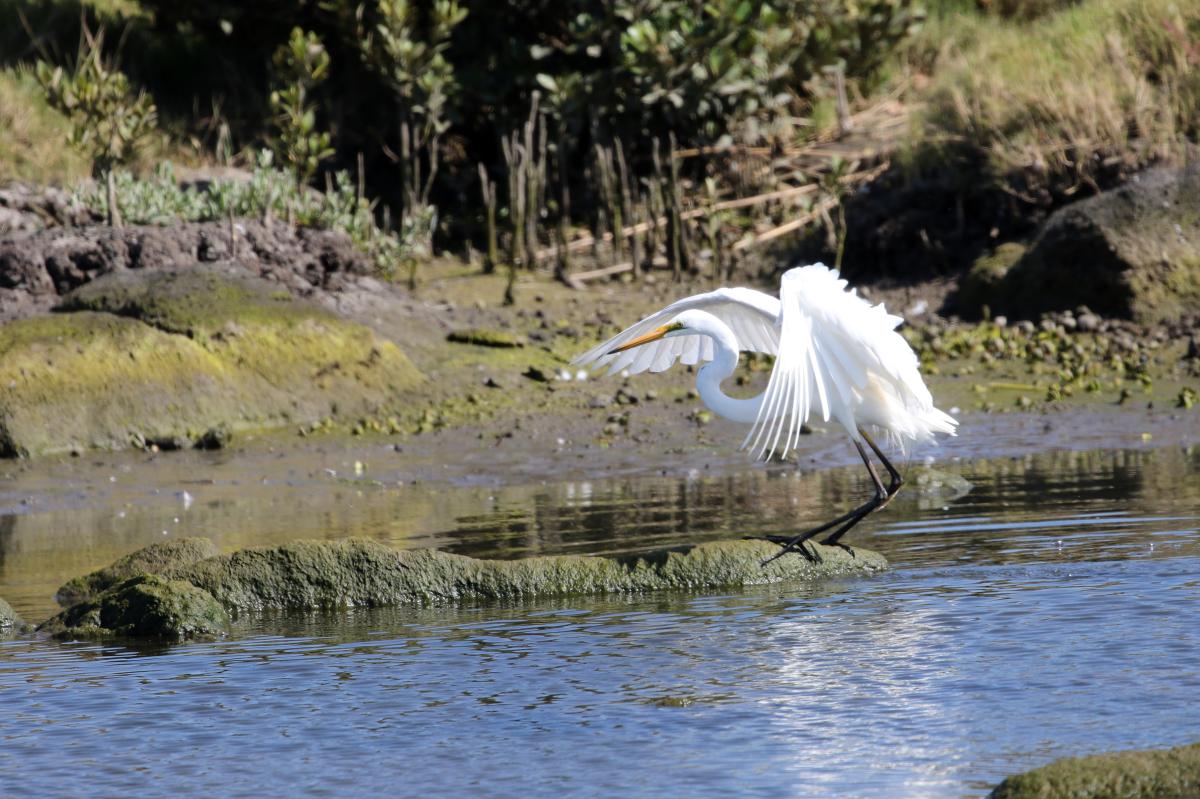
left=2, top=445, right=1199, bottom=797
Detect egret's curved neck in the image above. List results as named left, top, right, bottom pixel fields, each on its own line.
left=691, top=312, right=765, bottom=424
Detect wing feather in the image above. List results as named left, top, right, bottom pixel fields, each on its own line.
left=744, top=263, right=955, bottom=460
left=573, top=287, right=781, bottom=375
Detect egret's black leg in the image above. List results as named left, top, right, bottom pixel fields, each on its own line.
left=862, top=429, right=903, bottom=502
left=758, top=439, right=887, bottom=566
left=820, top=430, right=902, bottom=548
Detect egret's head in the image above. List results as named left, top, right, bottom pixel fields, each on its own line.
left=607, top=316, right=689, bottom=354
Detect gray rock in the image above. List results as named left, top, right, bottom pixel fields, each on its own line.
left=1001, top=164, right=1200, bottom=323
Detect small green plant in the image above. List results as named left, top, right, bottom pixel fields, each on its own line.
left=35, top=27, right=157, bottom=227
left=270, top=27, right=335, bottom=190
left=820, top=155, right=852, bottom=269
left=1178, top=386, right=1198, bottom=410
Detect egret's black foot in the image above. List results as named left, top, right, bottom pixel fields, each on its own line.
left=821, top=538, right=856, bottom=558
left=759, top=537, right=822, bottom=567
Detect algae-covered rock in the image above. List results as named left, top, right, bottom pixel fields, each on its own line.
left=168, top=537, right=887, bottom=612
left=0, top=268, right=423, bottom=456
left=990, top=741, right=1200, bottom=799
left=1000, top=165, right=1200, bottom=323
left=957, top=242, right=1026, bottom=317
left=39, top=574, right=229, bottom=641
left=56, top=537, right=221, bottom=607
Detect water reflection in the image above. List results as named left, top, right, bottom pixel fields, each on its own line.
left=0, top=446, right=1198, bottom=620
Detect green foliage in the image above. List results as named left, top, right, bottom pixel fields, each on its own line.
left=269, top=27, right=335, bottom=187
left=76, top=152, right=427, bottom=275
left=497, top=0, right=921, bottom=144
left=360, top=0, right=467, bottom=220
left=34, top=28, right=156, bottom=175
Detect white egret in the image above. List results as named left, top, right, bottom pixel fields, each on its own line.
left=573, top=263, right=957, bottom=562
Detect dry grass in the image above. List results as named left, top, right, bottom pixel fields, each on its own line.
left=903, top=0, right=1200, bottom=194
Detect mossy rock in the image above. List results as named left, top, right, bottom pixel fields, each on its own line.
left=1000, top=165, right=1200, bottom=323
left=990, top=741, right=1200, bottom=799
left=39, top=574, right=229, bottom=641
left=0, top=268, right=423, bottom=457
left=446, top=328, right=526, bottom=348
left=957, top=242, right=1026, bottom=317
left=56, top=537, right=220, bottom=607
left=111, top=536, right=890, bottom=613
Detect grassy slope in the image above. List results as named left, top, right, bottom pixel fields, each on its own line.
left=901, top=0, right=1200, bottom=189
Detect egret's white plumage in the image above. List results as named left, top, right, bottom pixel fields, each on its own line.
left=574, top=263, right=956, bottom=460
left=573, top=263, right=957, bottom=560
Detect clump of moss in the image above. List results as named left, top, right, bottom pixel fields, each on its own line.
left=40, top=574, right=229, bottom=641
left=446, top=328, right=527, bottom=348
left=990, top=741, right=1200, bottom=799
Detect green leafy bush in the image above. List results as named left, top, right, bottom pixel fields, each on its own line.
left=270, top=28, right=335, bottom=188
left=35, top=27, right=157, bottom=227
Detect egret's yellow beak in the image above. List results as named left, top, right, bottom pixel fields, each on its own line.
left=608, top=325, right=672, bottom=355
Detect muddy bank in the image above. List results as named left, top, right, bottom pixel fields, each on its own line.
left=0, top=216, right=373, bottom=321
left=0, top=269, right=422, bottom=457
left=38, top=537, right=887, bottom=638
left=990, top=741, right=1200, bottom=799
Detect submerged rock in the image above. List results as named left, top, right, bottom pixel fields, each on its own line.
left=990, top=741, right=1200, bottom=799
left=1000, top=164, right=1200, bottom=323
left=39, top=574, right=229, bottom=641
left=71, top=537, right=887, bottom=617
left=0, top=594, right=24, bottom=635
left=56, top=537, right=221, bottom=607
left=0, top=269, right=423, bottom=457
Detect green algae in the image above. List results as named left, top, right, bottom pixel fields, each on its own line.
left=990, top=741, right=1200, bottom=799
left=0, top=269, right=423, bottom=457
left=39, top=574, right=229, bottom=641
left=56, top=537, right=220, bottom=607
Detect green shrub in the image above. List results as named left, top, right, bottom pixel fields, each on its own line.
left=35, top=27, right=157, bottom=226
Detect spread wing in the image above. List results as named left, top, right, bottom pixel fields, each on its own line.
left=743, top=264, right=913, bottom=460
left=572, top=287, right=781, bottom=376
